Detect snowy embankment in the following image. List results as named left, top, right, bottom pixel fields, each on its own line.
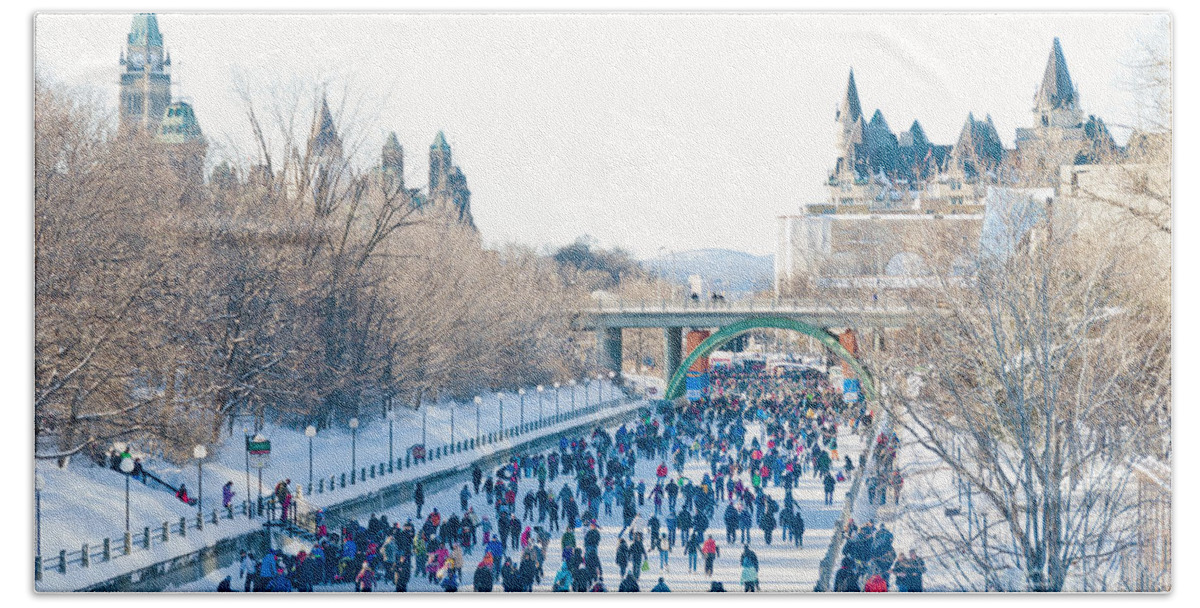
left=35, top=380, right=627, bottom=591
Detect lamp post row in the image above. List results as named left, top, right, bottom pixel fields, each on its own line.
left=63, top=375, right=620, bottom=561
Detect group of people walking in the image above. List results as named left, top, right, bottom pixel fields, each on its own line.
left=216, top=363, right=919, bottom=592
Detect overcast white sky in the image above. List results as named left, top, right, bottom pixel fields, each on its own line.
left=35, top=12, right=1168, bottom=257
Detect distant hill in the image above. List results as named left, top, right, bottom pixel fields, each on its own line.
left=641, top=248, right=774, bottom=294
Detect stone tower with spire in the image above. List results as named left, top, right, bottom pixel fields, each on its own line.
left=306, top=95, right=344, bottom=204
left=1033, top=37, right=1083, bottom=129
left=428, top=130, right=452, bottom=199
left=118, top=13, right=172, bottom=134
left=833, top=69, right=865, bottom=181
left=308, top=96, right=344, bottom=164
left=377, top=132, right=405, bottom=197
left=426, top=131, right=474, bottom=228
left=1015, top=37, right=1118, bottom=183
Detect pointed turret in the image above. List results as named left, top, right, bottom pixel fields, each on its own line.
left=127, top=13, right=164, bottom=47
left=1032, top=38, right=1083, bottom=128
left=382, top=132, right=403, bottom=173
left=907, top=120, right=927, bottom=146
left=429, top=130, right=453, bottom=196
left=833, top=69, right=866, bottom=179
left=308, top=95, right=343, bottom=160
left=952, top=113, right=1005, bottom=180
left=432, top=130, right=450, bottom=151
left=868, top=109, right=890, bottom=133
left=1035, top=38, right=1076, bottom=110
left=836, top=69, right=863, bottom=124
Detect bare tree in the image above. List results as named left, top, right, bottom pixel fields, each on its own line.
left=876, top=193, right=1169, bottom=591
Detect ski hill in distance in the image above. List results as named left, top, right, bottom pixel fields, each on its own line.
left=641, top=248, right=774, bottom=295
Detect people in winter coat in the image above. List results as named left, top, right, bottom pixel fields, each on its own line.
left=760, top=509, right=777, bottom=545
left=473, top=556, right=495, bottom=592
left=217, top=576, right=233, bottom=592
left=258, top=550, right=278, bottom=579
left=518, top=552, right=538, bottom=591
left=864, top=573, right=888, bottom=592
left=501, top=558, right=521, bottom=592
left=741, top=561, right=759, bottom=592
left=723, top=504, right=738, bottom=543
left=239, top=551, right=255, bottom=591
left=222, top=481, right=235, bottom=510
left=394, top=554, right=411, bottom=591
left=619, top=573, right=640, bottom=592
left=651, top=577, right=670, bottom=592
left=895, top=549, right=926, bottom=592
left=354, top=561, right=375, bottom=592
left=700, top=535, right=720, bottom=577
left=834, top=556, right=860, bottom=592
left=266, top=567, right=292, bottom=592
left=414, top=482, right=425, bottom=518
left=823, top=473, right=836, bottom=505
left=615, top=539, right=630, bottom=576
left=552, top=562, right=573, bottom=591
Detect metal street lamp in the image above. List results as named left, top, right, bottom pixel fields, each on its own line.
left=569, top=379, right=577, bottom=412
left=474, top=396, right=483, bottom=441
left=119, top=456, right=134, bottom=532
left=608, top=370, right=617, bottom=403
left=385, top=410, right=395, bottom=472
left=349, top=417, right=359, bottom=484
left=497, top=393, right=505, bottom=437
left=518, top=388, right=526, bottom=432
left=193, top=445, right=207, bottom=515
left=242, top=427, right=252, bottom=520
left=583, top=378, right=590, bottom=409
left=450, top=405, right=456, bottom=449
left=553, top=382, right=561, bottom=420
left=35, top=473, right=45, bottom=560
left=305, top=425, right=317, bottom=494
left=421, top=408, right=428, bottom=447
left=536, top=385, right=544, bottom=425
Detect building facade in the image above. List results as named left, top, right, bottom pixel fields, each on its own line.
left=117, top=13, right=208, bottom=191
left=777, top=37, right=1123, bottom=296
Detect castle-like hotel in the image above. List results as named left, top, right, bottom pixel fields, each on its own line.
left=118, top=13, right=475, bottom=228
left=776, top=38, right=1137, bottom=295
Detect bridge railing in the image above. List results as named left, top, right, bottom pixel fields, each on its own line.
left=591, top=293, right=904, bottom=314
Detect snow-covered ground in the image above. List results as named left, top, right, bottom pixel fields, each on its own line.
left=35, top=380, right=626, bottom=591
left=169, top=417, right=867, bottom=593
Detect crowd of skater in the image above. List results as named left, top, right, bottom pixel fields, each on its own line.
left=216, top=364, right=924, bottom=593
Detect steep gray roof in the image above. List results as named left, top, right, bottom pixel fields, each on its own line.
left=1034, top=37, right=1077, bottom=111
left=836, top=69, right=863, bottom=123
left=308, top=96, right=343, bottom=159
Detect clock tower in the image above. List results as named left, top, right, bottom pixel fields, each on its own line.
left=118, top=13, right=172, bottom=134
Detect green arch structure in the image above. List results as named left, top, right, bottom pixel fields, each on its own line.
left=664, top=316, right=877, bottom=402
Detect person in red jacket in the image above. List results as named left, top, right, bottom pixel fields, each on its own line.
left=701, top=535, right=720, bottom=577
left=656, top=463, right=668, bottom=479
left=864, top=573, right=888, bottom=592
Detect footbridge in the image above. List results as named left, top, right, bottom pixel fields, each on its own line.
left=576, top=298, right=920, bottom=400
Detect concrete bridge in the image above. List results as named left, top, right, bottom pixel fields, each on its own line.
left=577, top=297, right=920, bottom=399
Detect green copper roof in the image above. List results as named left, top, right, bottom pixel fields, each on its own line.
left=128, top=13, right=163, bottom=47
left=156, top=102, right=203, bottom=144
left=432, top=130, right=449, bottom=149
